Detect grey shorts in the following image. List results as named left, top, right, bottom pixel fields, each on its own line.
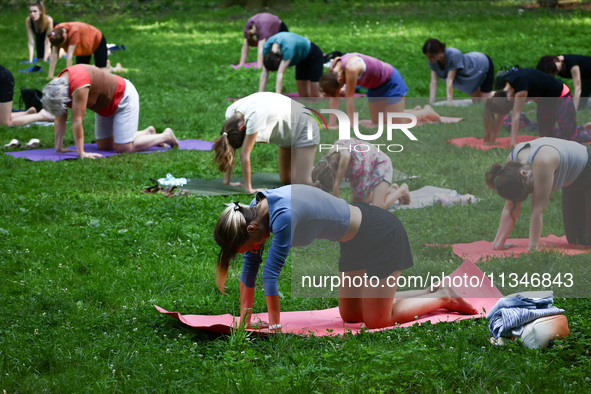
left=289, top=112, right=320, bottom=148
left=94, top=80, right=139, bottom=144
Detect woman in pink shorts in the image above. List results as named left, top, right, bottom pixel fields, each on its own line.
left=312, top=138, right=410, bottom=209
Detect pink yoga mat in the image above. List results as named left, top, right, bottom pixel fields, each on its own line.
left=428, top=234, right=589, bottom=262
left=156, top=260, right=502, bottom=336
left=448, top=135, right=538, bottom=151
left=4, top=139, right=213, bottom=162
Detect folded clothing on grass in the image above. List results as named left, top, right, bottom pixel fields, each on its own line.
left=156, top=260, right=502, bottom=336
left=448, top=135, right=538, bottom=151
left=392, top=186, right=477, bottom=210
left=427, top=234, right=589, bottom=262
left=4, top=139, right=213, bottom=161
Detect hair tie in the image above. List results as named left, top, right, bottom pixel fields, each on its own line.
left=233, top=201, right=240, bottom=211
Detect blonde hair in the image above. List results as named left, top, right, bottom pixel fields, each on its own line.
left=212, top=114, right=246, bottom=173
left=213, top=202, right=258, bottom=293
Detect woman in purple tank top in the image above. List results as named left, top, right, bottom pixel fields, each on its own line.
left=319, top=52, right=409, bottom=128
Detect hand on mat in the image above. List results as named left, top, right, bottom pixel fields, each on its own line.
left=79, top=151, right=103, bottom=159
left=497, top=243, right=518, bottom=250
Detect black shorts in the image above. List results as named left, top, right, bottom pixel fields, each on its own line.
left=339, top=202, right=413, bottom=278
left=0, top=65, right=15, bottom=103
left=76, top=34, right=108, bottom=68
left=480, top=55, right=494, bottom=93
left=295, top=41, right=324, bottom=82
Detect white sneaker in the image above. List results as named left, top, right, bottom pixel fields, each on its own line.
left=25, top=138, right=41, bottom=148
left=4, top=139, right=20, bottom=148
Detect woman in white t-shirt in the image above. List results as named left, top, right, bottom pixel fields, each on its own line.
left=213, top=92, right=320, bottom=194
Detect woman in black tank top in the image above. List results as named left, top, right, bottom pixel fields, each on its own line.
left=25, top=1, right=55, bottom=63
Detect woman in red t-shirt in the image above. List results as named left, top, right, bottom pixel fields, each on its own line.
left=41, top=64, right=178, bottom=159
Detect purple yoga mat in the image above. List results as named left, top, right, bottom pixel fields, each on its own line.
left=4, top=139, right=213, bottom=162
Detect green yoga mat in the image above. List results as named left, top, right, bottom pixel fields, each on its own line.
left=180, top=173, right=284, bottom=196
left=180, top=170, right=414, bottom=197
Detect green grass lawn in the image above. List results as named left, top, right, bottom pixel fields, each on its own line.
left=1, top=0, right=591, bottom=392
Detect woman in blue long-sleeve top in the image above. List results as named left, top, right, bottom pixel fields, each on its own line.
left=213, top=185, right=477, bottom=331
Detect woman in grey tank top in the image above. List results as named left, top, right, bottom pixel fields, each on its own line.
left=485, top=137, right=591, bottom=249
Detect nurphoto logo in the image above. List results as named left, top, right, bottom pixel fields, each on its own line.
left=305, top=108, right=418, bottom=152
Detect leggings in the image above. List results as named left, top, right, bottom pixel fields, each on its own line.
left=562, top=146, right=591, bottom=246
left=76, top=35, right=108, bottom=68
left=537, top=93, right=591, bottom=143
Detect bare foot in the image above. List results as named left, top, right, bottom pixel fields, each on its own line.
left=358, top=119, right=375, bottom=128
left=163, top=128, right=179, bottom=147
left=39, top=109, right=55, bottom=121
left=146, top=126, right=156, bottom=135
left=440, top=285, right=478, bottom=315
left=111, top=63, right=126, bottom=73
left=389, top=183, right=399, bottom=191
left=397, top=183, right=411, bottom=205
left=25, top=107, right=37, bottom=114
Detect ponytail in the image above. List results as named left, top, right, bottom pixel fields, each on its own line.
left=485, top=163, right=503, bottom=189
left=212, top=114, right=246, bottom=173
left=213, top=202, right=258, bottom=293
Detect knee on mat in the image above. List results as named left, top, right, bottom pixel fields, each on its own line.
left=114, top=144, right=134, bottom=154
left=338, top=308, right=363, bottom=324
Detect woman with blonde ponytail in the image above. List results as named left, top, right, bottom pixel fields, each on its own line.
left=212, top=92, right=319, bottom=194
left=486, top=137, right=591, bottom=250
left=213, top=185, right=477, bottom=331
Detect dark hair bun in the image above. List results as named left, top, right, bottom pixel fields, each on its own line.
left=485, top=163, right=503, bottom=189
